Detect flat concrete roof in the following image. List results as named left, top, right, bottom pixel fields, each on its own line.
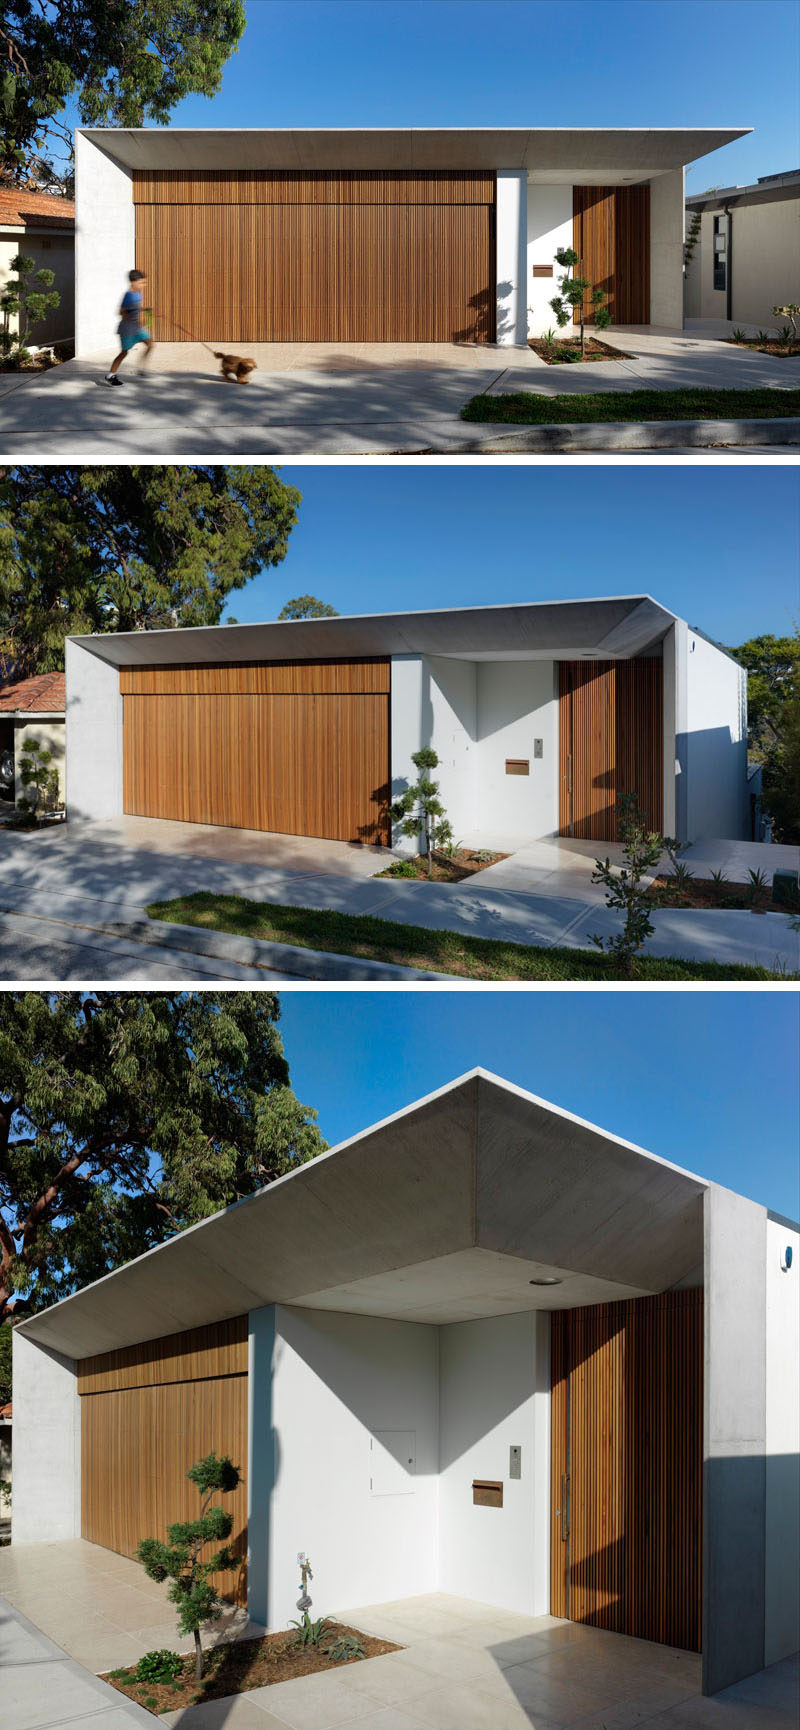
left=19, top=1071, right=708, bottom=1360
left=68, top=595, right=678, bottom=668
left=79, top=126, right=751, bottom=179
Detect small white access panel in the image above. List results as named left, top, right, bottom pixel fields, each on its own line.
left=370, top=1430, right=416, bottom=1496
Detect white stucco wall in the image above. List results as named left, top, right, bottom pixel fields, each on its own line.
left=686, top=198, right=800, bottom=329
left=439, top=1312, right=550, bottom=1617
left=14, top=718, right=65, bottom=804
left=475, top=661, right=557, bottom=838
left=65, top=638, right=123, bottom=820
left=496, top=170, right=528, bottom=345
left=11, top=1330, right=81, bottom=1544
left=74, top=130, right=135, bottom=355
left=526, top=184, right=573, bottom=337
left=390, top=655, right=477, bottom=852
left=650, top=167, right=685, bottom=328
left=685, top=632, right=748, bottom=840
left=764, top=1217, right=800, bottom=1666
left=263, top=1306, right=440, bottom=1629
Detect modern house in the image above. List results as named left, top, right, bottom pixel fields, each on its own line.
left=0, top=672, right=66, bottom=808
left=0, top=186, right=75, bottom=349
left=685, top=169, right=800, bottom=330
left=65, top=596, right=749, bottom=849
left=11, top=1071, right=799, bottom=1697
left=73, top=127, right=750, bottom=353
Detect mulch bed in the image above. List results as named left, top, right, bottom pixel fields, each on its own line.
left=647, top=875, right=796, bottom=914
left=724, top=339, right=800, bottom=359
left=104, top=1623, right=401, bottom=1716
left=377, top=847, right=507, bottom=883
left=528, top=337, right=631, bottom=363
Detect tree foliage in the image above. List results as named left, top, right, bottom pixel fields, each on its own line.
left=590, top=794, right=664, bottom=977
left=728, top=634, right=799, bottom=752
left=278, top=595, right=339, bottom=620
left=0, top=991, right=326, bottom=1323
left=762, top=689, right=800, bottom=846
left=2, top=1, right=245, bottom=189
left=0, top=466, right=301, bottom=676
left=138, top=1451, right=241, bottom=1679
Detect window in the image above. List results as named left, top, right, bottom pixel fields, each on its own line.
left=713, top=215, right=727, bottom=292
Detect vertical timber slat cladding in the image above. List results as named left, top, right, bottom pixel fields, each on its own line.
left=572, top=185, right=650, bottom=324
left=550, top=1291, right=703, bottom=1651
left=121, top=660, right=391, bottom=845
left=133, top=170, right=496, bottom=344
left=558, top=659, right=663, bottom=841
left=79, top=1319, right=248, bottom=1604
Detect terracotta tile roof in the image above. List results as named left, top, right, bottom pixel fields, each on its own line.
left=0, top=187, right=75, bottom=230
left=0, top=1402, right=10, bottom=1419
left=0, top=672, right=65, bottom=713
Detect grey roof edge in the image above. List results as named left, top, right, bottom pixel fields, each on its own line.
left=767, top=1207, right=800, bottom=1232
left=17, top=1067, right=709, bottom=1346
left=686, top=170, right=800, bottom=210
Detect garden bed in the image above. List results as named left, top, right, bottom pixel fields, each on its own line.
left=104, top=1623, right=401, bottom=1715
left=376, top=847, right=506, bottom=883
left=528, top=337, right=630, bottom=364
left=461, top=387, right=800, bottom=425
left=647, top=875, right=798, bottom=914
left=724, top=337, right=800, bottom=359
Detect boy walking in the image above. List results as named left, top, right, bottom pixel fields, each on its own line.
left=103, top=269, right=154, bottom=385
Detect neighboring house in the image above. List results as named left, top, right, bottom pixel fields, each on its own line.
left=0, top=672, right=66, bottom=807
left=11, top=1071, right=799, bottom=1695
left=684, top=169, right=800, bottom=329
left=65, top=597, right=750, bottom=848
left=0, top=1403, right=10, bottom=1528
left=72, top=126, right=750, bottom=352
left=0, top=187, right=75, bottom=348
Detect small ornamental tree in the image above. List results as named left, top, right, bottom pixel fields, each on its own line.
left=549, top=247, right=611, bottom=357
left=137, top=1452, right=241, bottom=1681
left=772, top=304, right=799, bottom=347
left=391, top=747, right=454, bottom=876
left=589, top=794, right=664, bottom=977
left=16, top=738, right=62, bottom=817
left=0, top=254, right=60, bottom=368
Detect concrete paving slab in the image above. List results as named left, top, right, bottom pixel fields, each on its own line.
left=0, top=1595, right=157, bottom=1728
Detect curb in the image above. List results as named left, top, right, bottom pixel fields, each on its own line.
left=123, top=916, right=458, bottom=981
left=449, top=415, right=800, bottom=453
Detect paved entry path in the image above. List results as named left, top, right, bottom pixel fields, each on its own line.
left=0, top=1594, right=156, bottom=1729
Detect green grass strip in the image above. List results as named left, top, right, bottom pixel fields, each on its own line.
left=145, top=892, right=792, bottom=982
left=460, top=387, right=800, bottom=425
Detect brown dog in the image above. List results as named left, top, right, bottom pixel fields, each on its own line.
left=214, top=352, right=257, bottom=383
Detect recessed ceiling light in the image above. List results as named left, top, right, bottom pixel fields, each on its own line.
left=530, top=1276, right=562, bottom=1286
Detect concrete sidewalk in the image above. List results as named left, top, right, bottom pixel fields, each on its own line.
left=1, top=327, right=796, bottom=456
left=0, top=1594, right=157, bottom=1729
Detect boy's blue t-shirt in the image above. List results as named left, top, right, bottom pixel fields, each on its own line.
left=120, top=289, right=142, bottom=323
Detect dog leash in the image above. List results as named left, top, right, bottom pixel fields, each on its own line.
left=144, top=309, right=220, bottom=357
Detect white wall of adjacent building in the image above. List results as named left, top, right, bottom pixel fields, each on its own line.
left=764, top=1217, right=800, bottom=1666
left=685, top=196, right=800, bottom=328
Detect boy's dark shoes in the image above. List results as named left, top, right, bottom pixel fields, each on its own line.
left=102, top=374, right=123, bottom=386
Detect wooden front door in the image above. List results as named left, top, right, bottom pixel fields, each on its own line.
left=558, top=659, right=663, bottom=841
left=133, top=170, right=496, bottom=343
left=121, top=658, right=392, bottom=846
left=550, top=1292, right=703, bottom=1651
left=572, top=184, right=651, bottom=324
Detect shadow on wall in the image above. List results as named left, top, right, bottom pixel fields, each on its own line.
left=678, top=723, right=748, bottom=842
left=495, top=278, right=516, bottom=343
left=703, top=1450, right=800, bottom=1695
left=452, top=287, right=495, bottom=345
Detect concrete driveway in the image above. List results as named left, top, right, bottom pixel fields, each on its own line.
left=1, top=326, right=796, bottom=455
left=1, top=1543, right=796, bottom=1730
left=0, top=818, right=797, bottom=980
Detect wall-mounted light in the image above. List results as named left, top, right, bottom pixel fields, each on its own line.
left=781, top=1245, right=793, bottom=1273
left=530, top=1276, right=562, bottom=1286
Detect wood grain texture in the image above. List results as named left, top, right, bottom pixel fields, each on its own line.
left=123, top=682, right=391, bottom=845
left=79, top=1320, right=248, bottom=1602
left=120, top=660, right=390, bottom=696
left=550, top=1291, right=703, bottom=1652
left=133, top=170, right=495, bottom=206
left=134, top=177, right=495, bottom=343
left=572, top=185, right=650, bottom=324
left=78, top=1317, right=248, bottom=1395
left=558, top=659, right=663, bottom=841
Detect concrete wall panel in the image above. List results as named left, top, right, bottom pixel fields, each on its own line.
left=65, top=638, right=123, bottom=820
left=75, top=131, right=135, bottom=354
left=496, top=171, right=528, bottom=345
left=650, top=167, right=685, bottom=328
left=11, top=1330, right=81, bottom=1544
left=765, top=1217, right=800, bottom=1665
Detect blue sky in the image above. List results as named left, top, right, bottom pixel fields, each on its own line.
left=279, top=990, right=800, bottom=1220
left=140, top=1, right=797, bottom=193
left=228, top=465, right=799, bottom=647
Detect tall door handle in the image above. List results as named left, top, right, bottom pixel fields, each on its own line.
left=561, top=1473, right=570, bottom=1541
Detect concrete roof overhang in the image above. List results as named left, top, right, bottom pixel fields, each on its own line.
left=68, top=595, right=677, bottom=669
left=79, top=126, right=751, bottom=181
left=19, top=1071, right=707, bottom=1361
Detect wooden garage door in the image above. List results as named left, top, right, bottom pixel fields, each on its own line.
left=550, top=1292, right=703, bottom=1651
left=572, top=184, right=650, bottom=324
left=121, top=659, right=391, bottom=845
left=132, top=170, right=496, bottom=343
left=79, top=1318, right=248, bottom=1603
left=558, top=658, right=663, bottom=841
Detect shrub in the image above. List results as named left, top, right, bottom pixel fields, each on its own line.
left=0, top=253, right=60, bottom=368
left=16, top=737, right=61, bottom=817
left=135, top=1650, right=183, bottom=1686
left=137, top=1452, right=241, bottom=1681
left=590, top=794, right=664, bottom=976
left=324, top=1632, right=365, bottom=1663
left=289, top=1612, right=331, bottom=1648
